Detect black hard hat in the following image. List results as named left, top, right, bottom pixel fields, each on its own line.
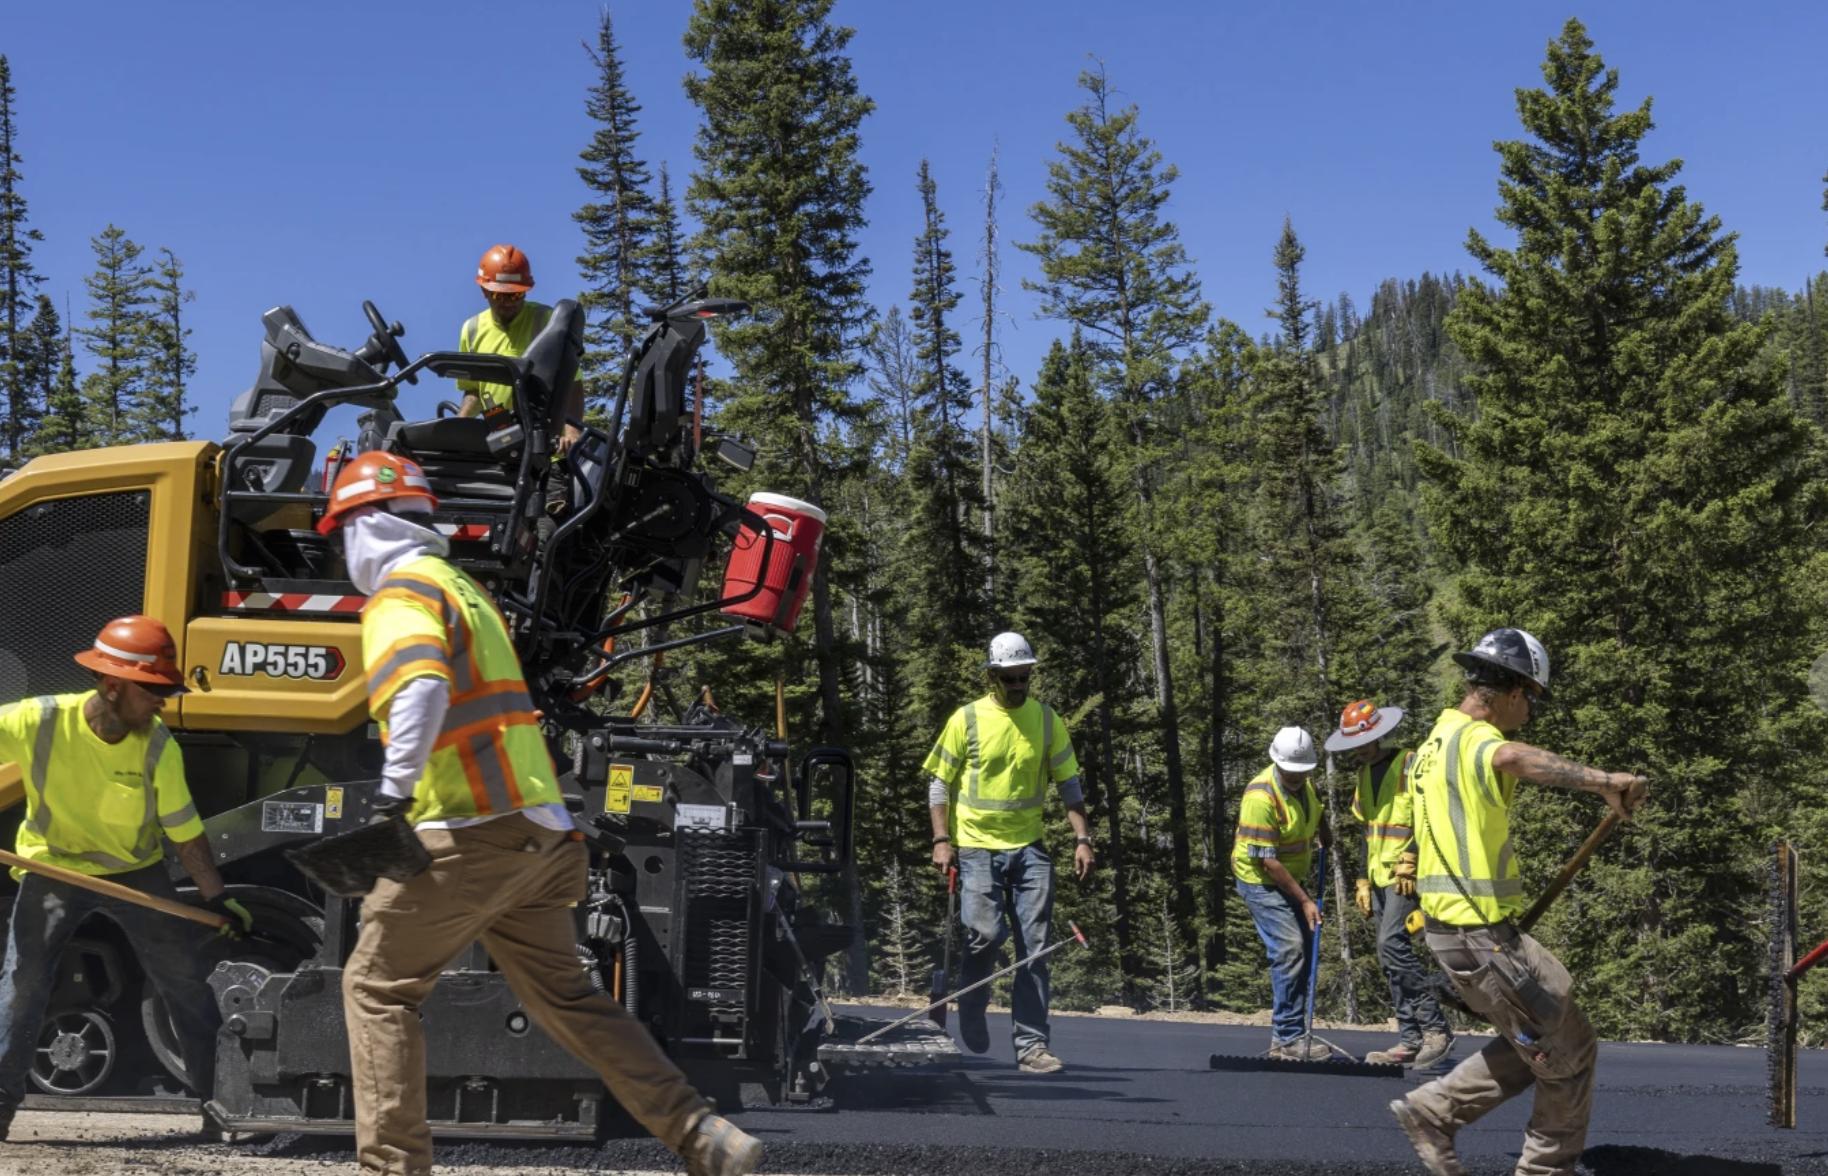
left=1452, top=627, right=1552, bottom=700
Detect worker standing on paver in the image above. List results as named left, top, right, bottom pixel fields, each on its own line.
left=458, top=243, right=585, bottom=456
left=1233, top=725, right=1331, bottom=1061
left=924, top=632, right=1095, bottom=1074
left=1326, top=699, right=1453, bottom=1069
left=316, top=451, right=760, bottom=1176
left=1389, top=628, right=1648, bottom=1176
left=0, top=616, right=250, bottom=1141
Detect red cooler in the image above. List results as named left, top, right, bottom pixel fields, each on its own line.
left=720, top=492, right=827, bottom=633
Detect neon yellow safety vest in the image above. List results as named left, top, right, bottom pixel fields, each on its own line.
left=1351, top=749, right=1414, bottom=888
left=1232, top=765, right=1323, bottom=885
left=922, top=696, right=1079, bottom=851
left=362, top=555, right=561, bottom=825
left=1410, top=708, right=1522, bottom=926
left=0, top=691, right=206, bottom=877
left=457, top=302, right=552, bottom=414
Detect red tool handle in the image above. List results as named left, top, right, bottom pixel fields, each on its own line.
left=1069, top=921, right=1086, bottom=946
left=947, top=865, right=957, bottom=895
left=1787, top=937, right=1828, bottom=982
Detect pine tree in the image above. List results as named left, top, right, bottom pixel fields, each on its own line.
left=75, top=225, right=153, bottom=447
left=6, top=291, right=56, bottom=457
left=574, top=8, right=657, bottom=409
left=643, top=162, right=689, bottom=307
left=900, top=160, right=987, bottom=724
left=1246, top=218, right=1368, bottom=1020
left=137, top=246, right=194, bottom=441
left=1002, top=333, right=1141, bottom=1002
left=975, top=144, right=1003, bottom=587
left=0, top=55, right=46, bottom=461
left=1020, top=64, right=1208, bottom=935
left=28, top=307, right=85, bottom=456
left=683, top=0, right=875, bottom=988
left=683, top=0, right=874, bottom=737
left=1421, top=19, right=1828, bottom=1039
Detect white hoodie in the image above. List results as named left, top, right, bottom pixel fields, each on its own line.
left=345, top=505, right=571, bottom=832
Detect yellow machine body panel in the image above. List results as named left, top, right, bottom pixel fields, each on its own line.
left=0, top=440, right=373, bottom=745
left=0, top=440, right=219, bottom=641
left=181, top=616, right=369, bottom=733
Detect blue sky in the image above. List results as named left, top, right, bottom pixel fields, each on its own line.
left=5, top=1, right=1826, bottom=438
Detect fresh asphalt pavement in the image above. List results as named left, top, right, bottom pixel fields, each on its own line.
left=220, top=1003, right=1828, bottom=1174
left=707, top=1005, right=1828, bottom=1174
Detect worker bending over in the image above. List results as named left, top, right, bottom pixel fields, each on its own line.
left=1233, top=725, right=1331, bottom=1060
left=1390, top=628, right=1648, bottom=1176
left=0, top=617, right=251, bottom=1140
left=316, top=452, right=759, bottom=1176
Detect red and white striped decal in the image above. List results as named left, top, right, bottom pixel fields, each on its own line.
left=435, top=523, right=492, bottom=541
left=222, top=591, right=366, bottom=614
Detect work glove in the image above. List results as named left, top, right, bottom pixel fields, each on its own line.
left=206, top=895, right=254, bottom=940
left=1392, top=851, right=1418, bottom=898
left=370, top=794, right=414, bottom=824
left=1354, top=878, right=1373, bottom=919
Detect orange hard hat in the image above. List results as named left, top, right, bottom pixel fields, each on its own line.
left=476, top=244, right=534, bottom=293
left=315, top=451, right=438, bottom=535
left=1322, top=698, right=1406, bottom=753
left=74, top=615, right=189, bottom=694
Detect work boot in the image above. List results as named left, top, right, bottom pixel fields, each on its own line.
left=681, top=1112, right=762, bottom=1176
left=1364, top=1041, right=1419, bottom=1065
left=1412, top=1029, right=1454, bottom=1070
left=957, top=999, right=991, bottom=1054
left=1017, top=1045, right=1065, bottom=1073
left=1269, top=1037, right=1330, bottom=1062
left=1389, top=1097, right=1465, bottom=1176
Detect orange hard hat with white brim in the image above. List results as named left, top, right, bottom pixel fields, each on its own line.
left=73, top=615, right=189, bottom=695
left=1323, top=699, right=1404, bottom=752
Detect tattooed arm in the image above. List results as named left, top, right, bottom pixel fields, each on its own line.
left=1491, top=743, right=1649, bottom=820
left=171, top=834, right=227, bottom=900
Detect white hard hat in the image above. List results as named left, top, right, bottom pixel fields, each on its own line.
left=985, top=631, right=1038, bottom=669
left=1268, top=726, right=1318, bottom=772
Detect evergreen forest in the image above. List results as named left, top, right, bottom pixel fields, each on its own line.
left=5, top=11, right=1828, bottom=1044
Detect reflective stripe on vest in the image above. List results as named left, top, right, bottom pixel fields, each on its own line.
left=1416, top=714, right=1524, bottom=921
left=958, top=700, right=1052, bottom=812
left=368, top=560, right=557, bottom=822
left=23, top=697, right=166, bottom=870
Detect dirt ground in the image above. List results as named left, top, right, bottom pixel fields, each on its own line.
left=0, top=1111, right=686, bottom=1176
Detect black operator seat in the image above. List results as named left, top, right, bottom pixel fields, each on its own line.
left=386, top=301, right=584, bottom=500
left=225, top=306, right=392, bottom=494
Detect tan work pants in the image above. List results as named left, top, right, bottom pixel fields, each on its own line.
left=342, top=812, right=709, bottom=1175
left=1409, top=923, right=1597, bottom=1176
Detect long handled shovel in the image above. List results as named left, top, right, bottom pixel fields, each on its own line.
left=0, top=848, right=228, bottom=931
left=928, top=865, right=957, bottom=1028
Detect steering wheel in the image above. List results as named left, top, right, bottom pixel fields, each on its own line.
left=362, top=300, right=417, bottom=384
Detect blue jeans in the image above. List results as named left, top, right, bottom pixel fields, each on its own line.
left=1372, top=883, right=1450, bottom=1045
left=0, top=865, right=222, bottom=1113
left=1237, top=879, right=1314, bottom=1043
left=957, top=842, right=1055, bottom=1056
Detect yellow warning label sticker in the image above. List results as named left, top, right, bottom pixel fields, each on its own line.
left=325, top=787, right=344, bottom=820
left=605, top=764, right=635, bottom=813
left=632, top=784, right=663, bottom=804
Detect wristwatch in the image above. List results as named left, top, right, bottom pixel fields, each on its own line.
left=1074, top=836, right=1094, bottom=847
